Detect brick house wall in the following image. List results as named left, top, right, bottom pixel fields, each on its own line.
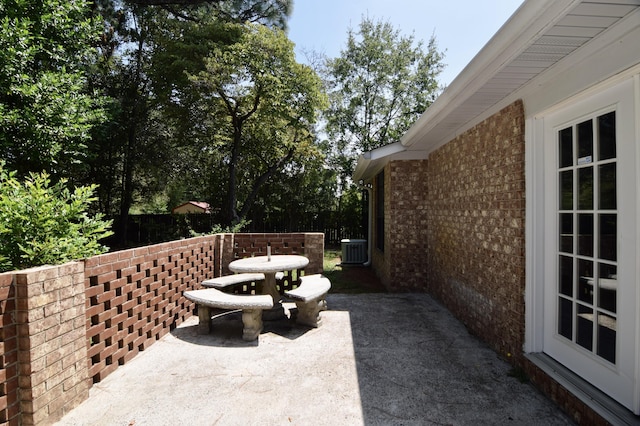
left=423, top=100, right=526, bottom=359
left=377, top=101, right=525, bottom=330
left=374, top=100, right=612, bottom=424
left=371, top=170, right=391, bottom=287
left=372, top=161, right=430, bottom=291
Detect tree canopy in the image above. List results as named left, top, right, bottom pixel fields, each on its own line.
left=324, top=17, right=445, bottom=180
left=0, top=1, right=448, bottom=249
left=184, top=23, right=327, bottom=224
left=0, top=0, right=104, bottom=179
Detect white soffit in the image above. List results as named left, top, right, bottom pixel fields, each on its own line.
left=401, top=0, right=640, bottom=152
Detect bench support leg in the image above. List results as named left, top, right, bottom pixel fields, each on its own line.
left=197, top=305, right=212, bottom=334
left=241, top=309, right=264, bottom=341
left=319, top=299, right=328, bottom=311
left=294, top=299, right=324, bottom=328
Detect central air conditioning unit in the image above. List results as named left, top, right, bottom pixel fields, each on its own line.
left=341, top=239, right=368, bottom=264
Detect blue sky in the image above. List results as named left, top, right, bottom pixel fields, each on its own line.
left=287, top=0, right=524, bottom=86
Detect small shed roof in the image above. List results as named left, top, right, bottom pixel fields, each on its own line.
left=171, top=201, right=211, bottom=214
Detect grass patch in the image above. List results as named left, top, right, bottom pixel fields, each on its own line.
left=323, top=247, right=386, bottom=293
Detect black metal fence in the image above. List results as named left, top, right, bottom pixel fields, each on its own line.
left=105, top=212, right=366, bottom=251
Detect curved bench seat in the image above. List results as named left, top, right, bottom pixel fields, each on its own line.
left=201, top=273, right=266, bottom=289
left=184, top=289, right=273, bottom=341
left=284, top=274, right=331, bottom=328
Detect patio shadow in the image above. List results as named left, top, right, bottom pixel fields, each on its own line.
left=330, top=293, right=575, bottom=425
left=171, top=305, right=314, bottom=347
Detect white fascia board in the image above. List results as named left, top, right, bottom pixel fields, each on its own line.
left=362, top=141, right=406, bottom=160
left=400, top=0, right=581, bottom=150
left=353, top=143, right=430, bottom=182
left=353, top=142, right=405, bottom=182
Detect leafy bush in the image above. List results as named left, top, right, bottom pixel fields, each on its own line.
left=0, top=163, right=113, bottom=272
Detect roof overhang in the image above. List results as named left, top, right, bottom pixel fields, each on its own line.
left=353, top=142, right=429, bottom=182
left=353, top=0, right=640, bottom=182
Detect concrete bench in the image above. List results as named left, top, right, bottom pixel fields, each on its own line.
left=201, top=273, right=265, bottom=289
left=184, top=289, right=273, bottom=341
left=285, top=274, right=331, bottom=328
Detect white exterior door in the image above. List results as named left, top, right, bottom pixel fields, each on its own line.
left=541, top=78, right=638, bottom=413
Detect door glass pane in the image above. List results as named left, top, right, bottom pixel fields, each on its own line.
left=559, top=213, right=573, bottom=253
left=599, top=214, right=616, bottom=261
left=597, top=313, right=616, bottom=364
left=560, top=171, right=573, bottom=210
left=599, top=163, right=616, bottom=209
left=558, top=297, right=573, bottom=339
left=577, top=259, right=593, bottom=304
left=578, top=214, right=593, bottom=257
left=598, top=112, right=616, bottom=161
left=577, top=119, right=593, bottom=162
left=578, top=167, right=593, bottom=210
left=598, top=263, right=617, bottom=313
left=555, top=110, right=617, bottom=367
left=576, top=304, right=594, bottom=351
left=559, top=127, right=573, bottom=168
left=559, top=255, right=573, bottom=296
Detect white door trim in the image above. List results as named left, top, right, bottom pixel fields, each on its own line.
left=525, top=73, right=639, bottom=414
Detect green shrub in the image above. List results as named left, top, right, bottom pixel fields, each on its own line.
left=0, top=163, right=113, bottom=272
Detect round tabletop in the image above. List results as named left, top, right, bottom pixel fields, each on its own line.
left=229, top=255, right=309, bottom=274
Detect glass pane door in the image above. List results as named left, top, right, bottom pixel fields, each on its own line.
left=542, top=78, right=637, bottom=413
left=556, top=111, right=617, bottom=365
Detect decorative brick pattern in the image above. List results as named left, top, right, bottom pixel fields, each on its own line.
left=221, top=233, right=324, bottom=293
left=84, top=235, right=219, bottom=384
left=0, top=273, right=18, bottom=426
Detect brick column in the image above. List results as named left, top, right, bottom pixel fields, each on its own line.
left=303, top=233, right=324, bottom=275
left=0, top=272, right=19, bottom=425
left=15, top=263, right=89, bottom=425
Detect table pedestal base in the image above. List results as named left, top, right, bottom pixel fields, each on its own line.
left=262, top=304, right=286, bottom=321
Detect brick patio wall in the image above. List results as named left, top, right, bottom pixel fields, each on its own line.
left=0, top=232, right=322, bottom=425
left=84, top=235, right=220, bottom=386
left=0, top=273, right=18, bottom=425
left=0, top=263, right=89, bottom=426
left=222, top=233, right=323, bottom=275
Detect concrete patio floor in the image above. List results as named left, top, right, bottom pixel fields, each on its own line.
left=56, top=293, right=575, bottom=425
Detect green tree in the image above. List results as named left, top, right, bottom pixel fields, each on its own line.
left=0, top=163, right=112, bottom=272
left=325, top=17, right=445, bottom=180
left=184, top=23, right=327, bottom=225
left=126, top=0, right=292, bottom=30
left=86, top=1, right=295, bottom=244
left=0, top=0, right=104, bottom=179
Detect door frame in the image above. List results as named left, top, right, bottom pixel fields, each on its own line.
left=525, top=72, right=640, bottom=414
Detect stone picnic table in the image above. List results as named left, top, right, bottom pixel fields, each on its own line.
left=229, top=254, right=309, bottom=319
